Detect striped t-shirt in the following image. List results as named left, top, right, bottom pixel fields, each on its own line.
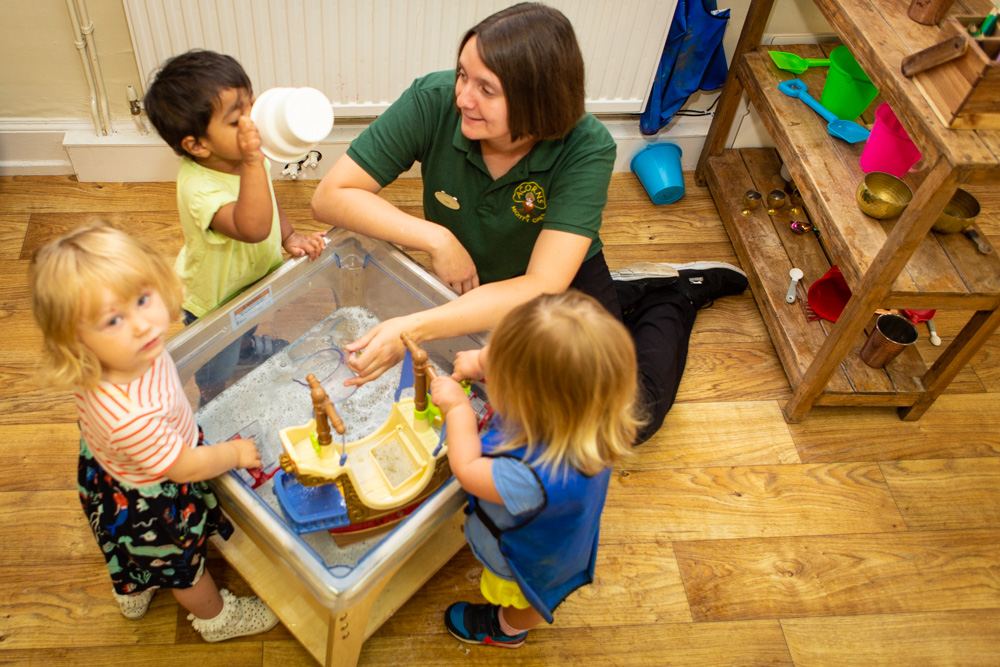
left=75, top=350, right=197, bottom=487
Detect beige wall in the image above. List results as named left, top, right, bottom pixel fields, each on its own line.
left=723, top=0, right=833, bottom=60
left=0, top=0, right=830, bottom=127
left=1, top=0, right=139, bottom=124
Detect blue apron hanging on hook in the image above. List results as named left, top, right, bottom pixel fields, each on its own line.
left=640, top=0, right=730, bottom=135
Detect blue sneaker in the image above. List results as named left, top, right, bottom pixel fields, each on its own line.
left=444, top=602, right=527, bottom=648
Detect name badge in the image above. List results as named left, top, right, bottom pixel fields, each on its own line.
left=435, top=190, right=460, bottom=210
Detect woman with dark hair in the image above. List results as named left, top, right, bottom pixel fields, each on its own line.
left=311, top=2, right=746, bottom=443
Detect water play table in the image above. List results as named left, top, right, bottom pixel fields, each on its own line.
left=167, top=231, right=484, bottom=666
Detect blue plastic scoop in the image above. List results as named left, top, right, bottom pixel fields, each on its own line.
left=777, top=79, right=870, bottom=144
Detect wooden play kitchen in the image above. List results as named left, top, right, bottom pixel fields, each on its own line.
left=697, top=0, right=1000, bottom=422
left=903, top=14, right=1000, bottom=128
left=168, top=230, right=487, bottom=666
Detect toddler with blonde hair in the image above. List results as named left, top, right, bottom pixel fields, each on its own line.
left=430, top=289, right=640, bottom=648
left=31, top=220, right=279, bottom=642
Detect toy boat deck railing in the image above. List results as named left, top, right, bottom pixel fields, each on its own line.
left=277, top=333, right=451, bottom=526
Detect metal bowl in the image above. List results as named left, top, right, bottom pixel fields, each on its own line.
left=932, top=188, right=981, bottom=233
left=856, top=172, right=913, bottom=219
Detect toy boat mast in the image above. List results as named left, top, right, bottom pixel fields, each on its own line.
left=401, top=332, right=437, bottom=420
left=308, top=373, right=344, bottom=441
left=276, top=333, right=454, bottom=532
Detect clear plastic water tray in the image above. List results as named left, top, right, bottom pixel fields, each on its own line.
left=166, top=230, right=484, bottom=610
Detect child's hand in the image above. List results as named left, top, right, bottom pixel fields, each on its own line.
left=282, top=230, right=327, bottom=260
left=237, top=116, right=265, bottom=165
left=451, top=348, right=485, bottom=383
left=229, top=437, right=263, bottom=470
left=430, top=375, right=471, bottom=416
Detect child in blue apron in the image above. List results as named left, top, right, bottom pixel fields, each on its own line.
left=430, top=290, right=640, bottom=648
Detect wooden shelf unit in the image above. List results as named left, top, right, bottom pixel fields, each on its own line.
left=696, top=0, right=1000, bottom=422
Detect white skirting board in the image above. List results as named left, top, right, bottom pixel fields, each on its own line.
left=0, top=118, right=94, bottom=176
left=61, top=115, right=718, bottom=183
left=2, top=108, right=723, bottom=182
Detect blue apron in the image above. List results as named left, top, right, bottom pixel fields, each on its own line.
left=640, top=0, right=730, bottom=135
left=469, top=428, right=611, bottom=623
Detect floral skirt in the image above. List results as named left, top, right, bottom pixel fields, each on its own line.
left=77, top=436, right=234, bottom=594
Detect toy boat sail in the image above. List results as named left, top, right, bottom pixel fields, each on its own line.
left=277, top=334, right=452, bottom=532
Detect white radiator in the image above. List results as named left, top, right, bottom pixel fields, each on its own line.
left=123, top=0, right=677, bottom=116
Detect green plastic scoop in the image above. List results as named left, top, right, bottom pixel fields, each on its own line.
left=769, top=51, right=830, bottom=74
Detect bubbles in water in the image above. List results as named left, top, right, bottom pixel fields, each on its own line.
left=192, top=304, right=458, bottom=570
left=197, top=306, right=403, bottom=451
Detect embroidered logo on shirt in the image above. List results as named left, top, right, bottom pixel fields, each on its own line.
left=511, top=182, right=546, bottom=223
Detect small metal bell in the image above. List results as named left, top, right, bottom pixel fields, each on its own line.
left=741, top=190, right=762, bottom=216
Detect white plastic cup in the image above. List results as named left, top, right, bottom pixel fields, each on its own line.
left=250, top=87, right=334, bottom=163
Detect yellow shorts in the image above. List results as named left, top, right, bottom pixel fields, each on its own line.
left=480, top=568, right=532, bottom=610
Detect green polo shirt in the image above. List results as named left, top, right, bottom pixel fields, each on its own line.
left=347, top=70, right=616, bottom=284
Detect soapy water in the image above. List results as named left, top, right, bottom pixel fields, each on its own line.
left=291, top=347, right=355, bottom=401
left=371, top=436, right=420, bottom=489
left=193, top=306, right=455, bottom=567
left=197, top=307, right=420, bottom=469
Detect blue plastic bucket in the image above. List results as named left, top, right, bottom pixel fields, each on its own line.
left=631, top=143, right=684, bottom=205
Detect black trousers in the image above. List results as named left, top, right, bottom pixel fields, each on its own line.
left=569, top=251, right=697, bottom=444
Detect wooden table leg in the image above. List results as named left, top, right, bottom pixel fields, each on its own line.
left=900, top=307, right=1000, bottom=420
left=211, top=526, right=336, bottom=664
left=212, top=506, right=467, bottom=666
left=326, top=593, right=380, bottom=667
left=696, top=0, right=777, bottom=185
left=783, top=158, right=960, bottom=421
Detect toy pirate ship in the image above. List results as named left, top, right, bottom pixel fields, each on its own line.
left=275, top=333, right=453, bottom=535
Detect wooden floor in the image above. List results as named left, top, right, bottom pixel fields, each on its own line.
left=1, top=171, right=998, bottom=666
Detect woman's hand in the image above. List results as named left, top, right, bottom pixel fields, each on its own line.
left=282, top=230, right=327, bottom=260
left=428, top=229, right=480, bottom=294
left=451, top=348, right=486, bottom=382
left=311, top=155, right=478, bottom=293
left=430, top=375, right=471, bottom=416
left=342, top=316, right=411, bottom=386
